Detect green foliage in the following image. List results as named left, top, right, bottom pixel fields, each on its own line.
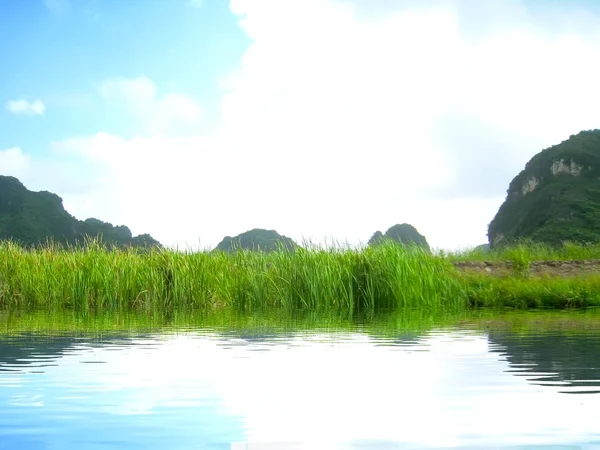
left=505, top=246, right=531, bottom=278
left=2, top=239, right=600, bottom=313
left=447, top=241, right=600, bottom=308
left=5, top=308, right=599, bottom=337
left=489, top=129, right=600, bottom=247
left=447, top=240, right=600, bottom=262
left=368, top=223, right=430, bottom=252
left=0, top=176, right=160, bottom=249
left=0, top=308, right=472, bottom=335
left=215, top=228, right=297, bottom=253
left=0, top=239, right=466, bottom=313
left=463, top=273, right=600, bottom=309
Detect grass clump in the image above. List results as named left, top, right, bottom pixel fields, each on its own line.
left=462, top=273, right=600, bottom=309
left=0, top=239, right=467, bottom=313
left=4, top=239, right=600, bottom=313
left=447, top=240, right=600, bottom=262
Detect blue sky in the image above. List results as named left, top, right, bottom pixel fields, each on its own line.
left=1, top=0, right=248, bottom=147
left=2, top=0, right=600, bottom=250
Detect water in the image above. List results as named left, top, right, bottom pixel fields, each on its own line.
left=1, top=310, right=600, bottom=449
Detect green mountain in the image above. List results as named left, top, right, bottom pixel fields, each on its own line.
left=368, top=223, right=430, bottom=251
left=473, top=243, right=490, bottom=253
left=215, top=228, right=297, bottom=252
left=488, top=130, right=600, bottom=247
left=0, top=175, right=161, bottom=248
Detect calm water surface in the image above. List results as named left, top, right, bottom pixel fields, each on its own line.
left=1, top=310, right=599, bottom=449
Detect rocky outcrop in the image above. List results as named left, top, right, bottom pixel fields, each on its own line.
left=488, top=130, right=600, bottom=247
left=215, top=228, right=297, bottom=252
left=368, top=223, right=430, bottom=251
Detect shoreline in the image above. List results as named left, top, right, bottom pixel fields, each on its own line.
left=452, top=259, right=600, bottom=277
left=2, top=240, right=600, bottom=311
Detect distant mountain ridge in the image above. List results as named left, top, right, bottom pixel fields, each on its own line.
left=215, top=228, right=297, bottom=252
left=0, top=175, right=160, bottom=248
left=368, top=223, right=430, bottom=251
left=488, top=130, right=600, bottom=247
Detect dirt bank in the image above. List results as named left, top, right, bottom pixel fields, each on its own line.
left=452, top=260, right=600, bottom=277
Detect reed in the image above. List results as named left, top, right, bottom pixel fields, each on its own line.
left=0, top=239, right=466, bottom=313
left=3, top=239, right=600, bottom=313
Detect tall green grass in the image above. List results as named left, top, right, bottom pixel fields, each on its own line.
left=446, top=240, right=600, bottom=262
left=449, top=241, right=600, bottom=309
left=462, top=273, right=600, bottom=309
left=0, top=239, right=466, bottom=313
left=3, top=239, right=600, bottom=313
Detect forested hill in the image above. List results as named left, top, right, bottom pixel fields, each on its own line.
left=488, top=130, right=600, bottom=247
left=368, top=223, right=430, bottom=251
left=0, top=175, right=161, bottom=248
left=215, top=228, right=297, bottom=252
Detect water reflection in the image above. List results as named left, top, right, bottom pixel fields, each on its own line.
left=0, top=312, right=599, bottom=449
left=488, top=330, right=600, bottom=393
left=0, top=334, right=74, bottom=371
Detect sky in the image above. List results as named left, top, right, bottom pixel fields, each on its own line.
left=2, top=0, right=600, bottom=251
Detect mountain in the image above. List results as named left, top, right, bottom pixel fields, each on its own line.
left=215, top=228, right=297, bottom=252
left=488, top=130, right=600, bottom=247
left=0, top=175, right=161, bottom=248
left=368, top=223, right=430, bottom=251
left=473, top=243, right=490, bottom=253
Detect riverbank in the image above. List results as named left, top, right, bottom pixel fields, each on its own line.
left=453, top=259, right=600, bottom=277
left=1, top=240, right=600, bottom=312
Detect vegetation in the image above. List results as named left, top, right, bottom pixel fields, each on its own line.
left=0, top=175, right=160, bottom=248
left=368, top=223, right=430, bottom=252
left=489, top=129, right=600, bottom=248
left=215, top=228, right=297, bottom=252
left=444, top=241, right=600, bottom=309
left=472, top=243, right=490, bottom=253
left=446, top=240, right=600, bottom=262
left=2, top=239, right=600, bottom=313
left=0, top=239, right=465, bottom=313
left=0, top=307, right=474, bottom=336
left=2, top=307, right=599, bottom=336
left=461, top=273, right=600, bottom=309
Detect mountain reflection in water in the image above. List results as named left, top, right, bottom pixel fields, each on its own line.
left=0, top=310, right=599, bottom=449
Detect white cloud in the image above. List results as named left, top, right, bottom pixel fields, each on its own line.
left=37, top=0, right=600, bottom=249
left=0, top=146, right=107, bottom=209
left=99, top=76, right=203, bottom=134
left=5, top=99, right=45, bottom=116
left=0, top=147, right=31, bottom=180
